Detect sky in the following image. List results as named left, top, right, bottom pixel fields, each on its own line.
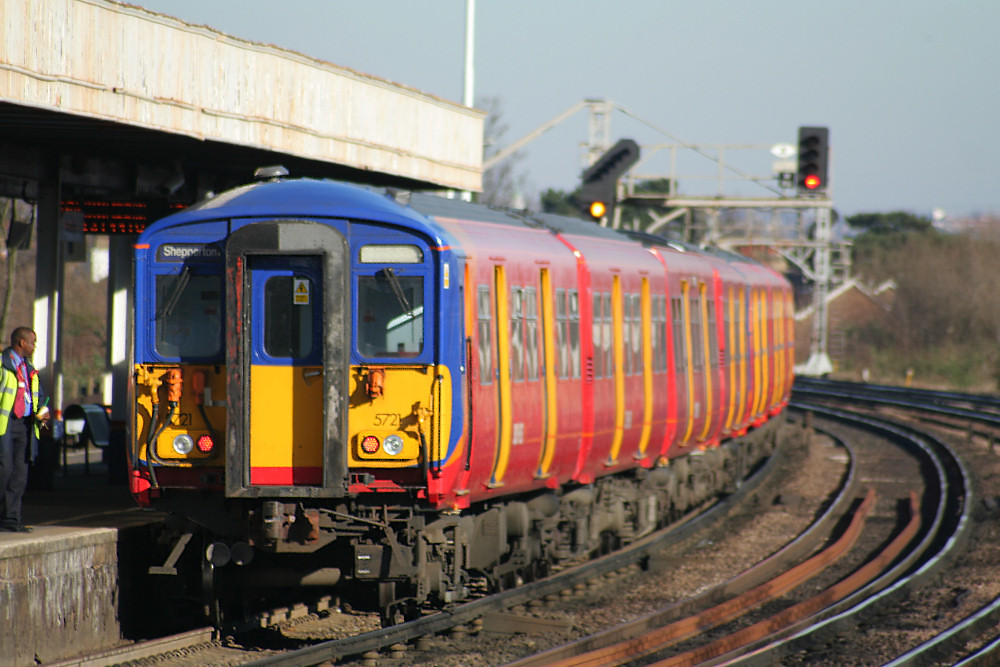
left=132, top=1, right=1000, bottom=220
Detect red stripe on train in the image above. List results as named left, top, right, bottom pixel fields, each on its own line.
left=250, top=467, right=322, bottom=485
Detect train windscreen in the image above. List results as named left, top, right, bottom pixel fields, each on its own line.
left=154, top=272, right=223, bottom=358
left=357, top=271, right=424, bottom=358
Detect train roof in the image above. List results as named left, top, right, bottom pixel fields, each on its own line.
left=140, top=178, right=432, bottom=238
left=139, top=177, right=784, bottom=278
left=401, top=192, right=630, bottom=243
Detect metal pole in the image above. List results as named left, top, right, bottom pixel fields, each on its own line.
left=34, top=159, right=63, bottom=411
left=106, top=236, right=133, bottom=421
left=805, top=205, right=833, bottom=376
left=461, top=0, right=475, bottom=203
left=463, top=0, right=475, bottom=108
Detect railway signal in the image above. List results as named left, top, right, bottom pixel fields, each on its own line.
left=797, top=126, right=829, bottom=194
left=580, top=138, right=640, bottom=221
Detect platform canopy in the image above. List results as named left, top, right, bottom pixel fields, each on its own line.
left=0, top=0, right=485, bottom=195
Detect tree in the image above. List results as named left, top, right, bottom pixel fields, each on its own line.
left=847, top=211, right=936, bottom=281
left=477, top=97, right=529, bottom=209
left=539, top=187, right=580, bottom=216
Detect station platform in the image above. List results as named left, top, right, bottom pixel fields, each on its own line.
left=0, top=444, right=164, bottom=666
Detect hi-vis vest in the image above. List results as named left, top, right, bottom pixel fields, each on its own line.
left=0, top=361, right=41, bottom=440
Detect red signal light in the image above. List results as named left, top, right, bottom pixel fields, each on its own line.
left=361, top=435, right=380, bottom=454
left=803, top=174, right=822, bottom=190
left=197, top=435, right=215, bottom=453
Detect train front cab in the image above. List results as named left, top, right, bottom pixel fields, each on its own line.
left=132, top=205, right=457, bottom=542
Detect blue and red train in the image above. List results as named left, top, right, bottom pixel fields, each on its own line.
left=129, top=170, right=793, bottom=622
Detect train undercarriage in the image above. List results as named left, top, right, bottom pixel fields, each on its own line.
left=148, top=420, right=787, bottom=626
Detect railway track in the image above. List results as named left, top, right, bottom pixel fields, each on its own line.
left=55, top=380, right=1000, bottom=665
left=496, top=400, right=960, bottom=666
left=54, top=423, right=804, bottom=666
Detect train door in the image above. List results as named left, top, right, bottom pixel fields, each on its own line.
left=465, top=278, right=499, bottom=492
left=636, top=277, right=653, bottom=460
left=225, top=221, right=350, bottom=498
left=697, top=280, right=714, bottom=443
left=247, top=257, right=324, bottom=485
left=608, top=275, right=625, bottom=463
left=672, top=285, right=691, bottom=448
left=505, top=275, right=545, bottom=486
left=490, top=265, right=513, bottom=487
left=537, top=269, right=558, bottom=478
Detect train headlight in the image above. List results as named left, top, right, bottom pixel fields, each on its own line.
left=172, top=433, right=195, bottom=455
left=383, top=434, right=404, bottom=456
left=361, top=435, right=380, bottom=455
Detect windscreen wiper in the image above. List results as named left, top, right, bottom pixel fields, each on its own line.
left=380, top=267, right=413, bottom=318
left=156, top=265, right=192, bottom=319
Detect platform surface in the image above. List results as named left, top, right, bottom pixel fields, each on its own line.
left=0, top=445, right=162, bottom=666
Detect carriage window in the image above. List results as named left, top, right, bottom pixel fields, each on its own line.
left=357, top=271, right=424, bottom=357
left=568, top=290, right=581, bottom=379
left=359, top=244, right=423, bottom=263
left=672, top=296, right=685, bottom=372
left=691, top=290, right=702, bottom=371
left=555, top=288, right=568, bottom=379
left=264, top=276, right=314, bottom=358
left=622, top=295, right=632, bottom=376
left=602, top=293, right=613, bottom=376
left=524, top=287, right=539, bottom=381
left=651, top=295, right=667, bottom=372
left=510, top=286, right=525, bottom=382
left=477, top=285, right=493, bottom=384
left=707, top=298, right=717, bottom=368
left=592, top=293, right=603, bottom=379
left=155, top=273, right=222, bottom=357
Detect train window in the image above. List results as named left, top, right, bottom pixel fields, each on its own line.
left=649, top=295, right=659, bottom=373
left=707, top=298, right=717, bottom=368
left=723, top=292, right=732, bottom=368
left=359, top=245, right=423, bottom=264
left=264, top=276, right=314, bottom=358
left=630, top=294, right=642, bottom=375
left=672, top=297, right=685, bottom=373
left=555, top=288, right=569, bottom=379
left=477, top=285, right=493, bottom=384
left=568, top=290, right=580, bottom=379
left=592, top=293, right=603, bottom=379
left=690, top=291, right=702, bottom=371
left=602, top=293, right=613, bottom=377
left=622, top=295, right=632, bottom=376
left=524, top=287, right=539, bottom=381
left=654, top=295, right=668, bottom=372
left=357, top=272, right=424, bottom=358
left=154, top=273, right=222, bottom=358
left=510, top=286, right=525, bottom=382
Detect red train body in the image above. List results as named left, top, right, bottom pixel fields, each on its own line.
left=130, top=178, right=792, bottom=622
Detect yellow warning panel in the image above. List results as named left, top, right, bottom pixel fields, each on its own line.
left=249, top=364, right=323, bottom=485
left=293, top=277, right=310, bottom=305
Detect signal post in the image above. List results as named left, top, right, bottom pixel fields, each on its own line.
left=579, top=125, right=836, bottom=376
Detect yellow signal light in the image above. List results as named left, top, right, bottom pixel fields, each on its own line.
left=589, top=201, right=607, bottom=219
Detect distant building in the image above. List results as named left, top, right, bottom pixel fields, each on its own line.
left=794, top=279, right=896, bottom=369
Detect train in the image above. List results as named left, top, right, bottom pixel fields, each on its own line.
left=129, top=167, right=794, bottom=624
